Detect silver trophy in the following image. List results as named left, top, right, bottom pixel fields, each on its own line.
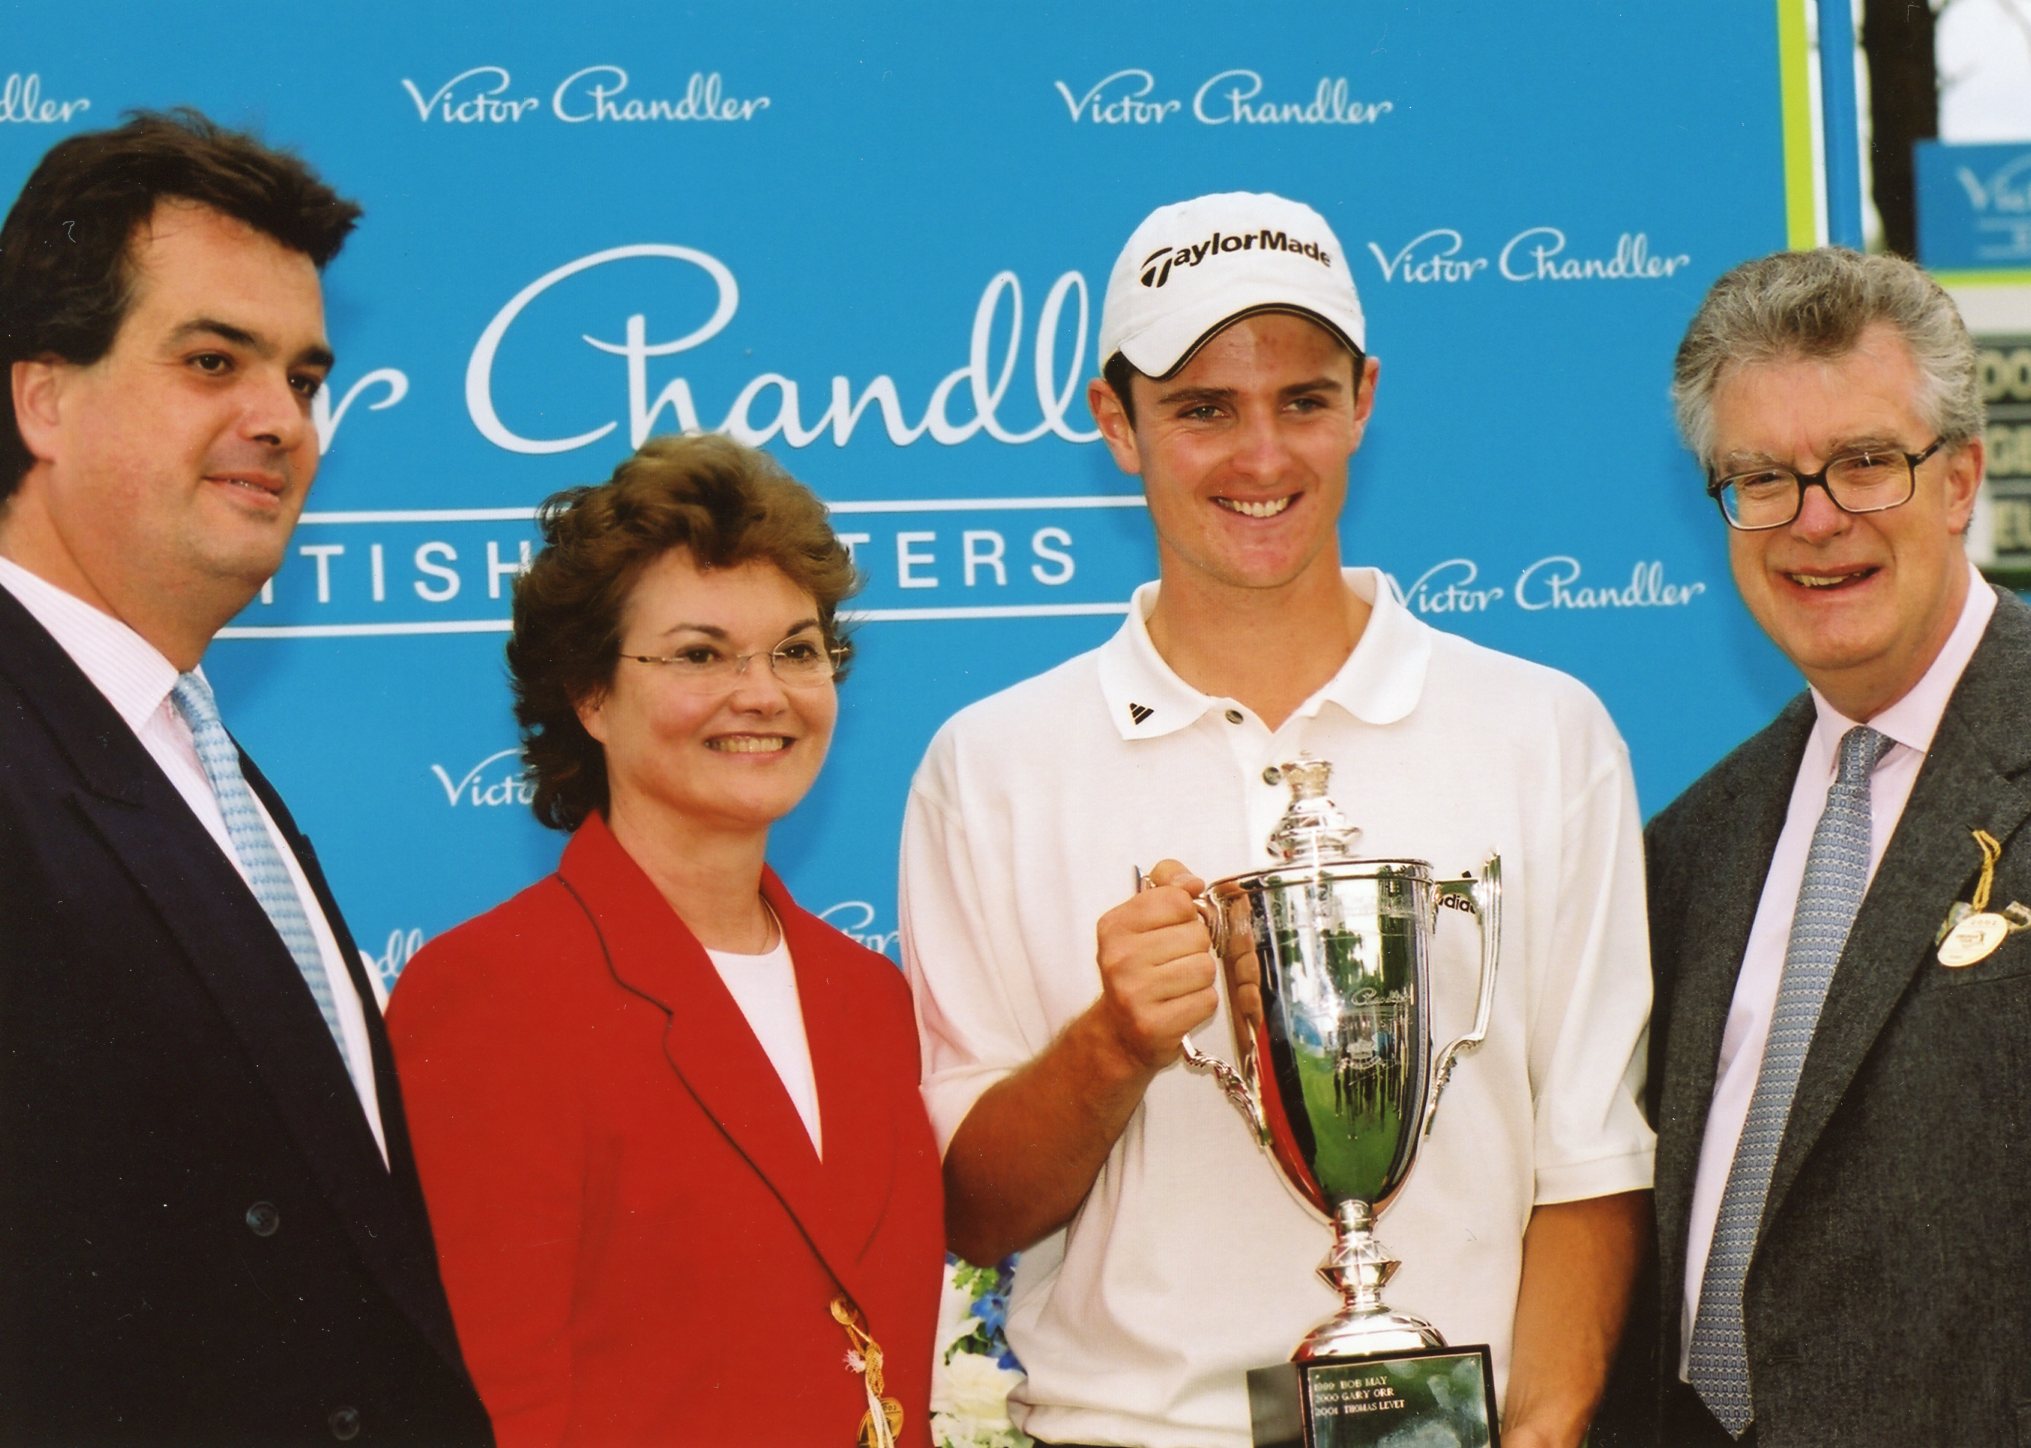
left=1170, top=754, right=1502, bottom=1443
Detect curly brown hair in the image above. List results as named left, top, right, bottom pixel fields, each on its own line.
left=509, top=433, right=860, bottom=831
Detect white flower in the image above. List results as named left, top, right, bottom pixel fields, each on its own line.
left=932, top=1350, right=1024, bottom=1423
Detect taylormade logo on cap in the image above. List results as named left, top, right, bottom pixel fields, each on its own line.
left=1138, top=229, right=1337, bottom=290
left=1100, top=190, right=1364, bottom=377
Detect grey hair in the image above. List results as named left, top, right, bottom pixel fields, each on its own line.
left=1671, top=248, right=1983, bottom=469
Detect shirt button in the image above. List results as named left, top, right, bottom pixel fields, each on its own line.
left=1261, top=765, right=1282, bottom=786
left=1224, top=709, right=1244, bottom=724
left=328, top=1407, right=362, bottom=1441
left=244, top=1201, right=280, bottom=1237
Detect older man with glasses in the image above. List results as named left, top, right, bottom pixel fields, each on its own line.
left=1621, top=247, right=2030, bottom=1447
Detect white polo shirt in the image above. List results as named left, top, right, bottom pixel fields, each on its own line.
left=901, top=567, right=1655, bottom=1448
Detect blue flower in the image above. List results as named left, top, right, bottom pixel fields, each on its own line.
left=969, top=1288, right=1008, bottom=1339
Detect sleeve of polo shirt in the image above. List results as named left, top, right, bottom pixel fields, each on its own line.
left=899, top=720, right=1046, bottom=1156
left=1525, top=693, right=1656, bottom=1204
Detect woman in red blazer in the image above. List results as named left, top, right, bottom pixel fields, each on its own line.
left=389, top=435, right=942, bottom=1448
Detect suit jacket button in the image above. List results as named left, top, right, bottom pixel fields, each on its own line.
left=328, top=1407, right=361, bottom=1441
left=244, top=1201, right=280, bottom=1237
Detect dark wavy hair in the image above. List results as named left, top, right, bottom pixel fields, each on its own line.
left=510, top=433, right=860, bottom=832
left=0, top=108, right=360, bottom=496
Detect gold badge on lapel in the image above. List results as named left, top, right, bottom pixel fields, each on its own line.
left=1939, top=911, right=2009, bottom=968
left=830, top=1294, right=903, bottom=1448
left=1936, top=829, right=2031, bottom=968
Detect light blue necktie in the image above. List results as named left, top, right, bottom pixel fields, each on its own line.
left=1689, top=723, right=1892, bottom=1436
left=172, top=672, right=350, bottom=1073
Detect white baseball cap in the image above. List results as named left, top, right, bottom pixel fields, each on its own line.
left=1098, top=191, right=1365, bottom=379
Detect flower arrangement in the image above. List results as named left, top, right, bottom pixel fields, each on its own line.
left=930, top=1256, right=1031, bottom=1448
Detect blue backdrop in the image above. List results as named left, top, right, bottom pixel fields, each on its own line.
left=1, top=3, right=1807, bottom=988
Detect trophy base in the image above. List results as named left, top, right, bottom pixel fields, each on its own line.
left=1247, top=1345, right=1501, bottom=1448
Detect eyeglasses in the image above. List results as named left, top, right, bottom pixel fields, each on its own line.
left=1706, top=439, right=1945, bottom=531
left=619, top=635, right=850, bottom=692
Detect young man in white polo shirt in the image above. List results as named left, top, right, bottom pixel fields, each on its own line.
left=900, top=192, right=1654, bottom=1448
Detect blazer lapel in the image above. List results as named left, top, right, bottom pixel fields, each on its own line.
left=559, top=818, right=876, bottom=1308
left=776, top=879, right=899, bottom=1277
left=1652, top=697, right=1812, bottom=1306
left=70, top=786, right=391, bottom=1172
left=1767, top=589, right=2031, bottom=1222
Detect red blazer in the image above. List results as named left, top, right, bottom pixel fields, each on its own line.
left=389, top=814, right=942, bottom=1447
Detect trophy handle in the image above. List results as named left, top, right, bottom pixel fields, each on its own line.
left=1178, top=1037, right=1265, bottom=1141
left=1135, top=868, right=1267, bottom=1142
left=1425, top=852, right=1502, bottom=1135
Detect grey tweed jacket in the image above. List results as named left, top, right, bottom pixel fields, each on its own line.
left=1641, top=584, right=2031, bottom=1447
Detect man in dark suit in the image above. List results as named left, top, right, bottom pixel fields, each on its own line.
left=1634, top=247, right=2028, bottom=1445
left=0, top=112, right=492, bottom=1445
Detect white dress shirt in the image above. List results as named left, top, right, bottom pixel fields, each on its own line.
left=1680, top=560, right=1995, bottom=1374
left=0, top=555, right=388, bottom=1164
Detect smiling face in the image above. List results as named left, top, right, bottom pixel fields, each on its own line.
left=2, top=200, right=331, bottom=667
left=578, top=550, right=838, bottom=849
left=1090, top=311, right=1376, bottom=608
left=1712, top=322, right=1983, bottom=720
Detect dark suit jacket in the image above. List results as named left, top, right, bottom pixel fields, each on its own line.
left=0, top=585, right=492, bottom=1447
left=1633, top=585, right=2031, bottom=1447
left=387, top=812, right=944, bottom=1448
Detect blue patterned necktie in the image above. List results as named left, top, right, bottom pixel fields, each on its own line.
left=1689, top=723, right=1892, bottom=1435
left=171, top=672, right=350, bottom=1073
